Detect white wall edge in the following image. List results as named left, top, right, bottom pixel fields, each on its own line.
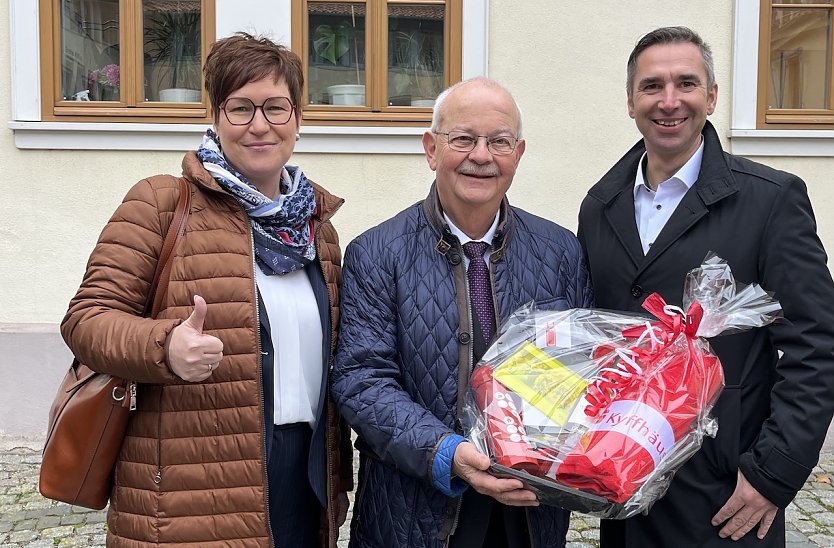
left=9, top=0, right=41, bottom=121
left=729, top=129, right=834, bottom=156
left=9, top=122, right=428, bottom=153
left=462, top=0, right=489, bottom=78
left=0, top=323, right=60, bottom=334
left=731, top=0, right=759, bottom=130
left=216, top=0, right=291, bottom=44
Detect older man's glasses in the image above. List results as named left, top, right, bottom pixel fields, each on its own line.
left=434, top=131, right=519, bottom=155
left=221, top=97, right=295, bottom=126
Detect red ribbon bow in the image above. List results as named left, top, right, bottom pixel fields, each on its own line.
left=584, top=293, right=704, bottom=417
left=622, top=292, right=704, bottom=341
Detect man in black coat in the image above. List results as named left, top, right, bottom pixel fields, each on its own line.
left=578, top=26, right=834, bottom=547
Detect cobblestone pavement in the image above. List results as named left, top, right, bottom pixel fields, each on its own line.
left=3, top=440, right=833, bottom=547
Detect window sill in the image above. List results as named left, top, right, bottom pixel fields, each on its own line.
left=729, top=129, right=834, bottom=157
left=8, top=121, right=428, bottom=154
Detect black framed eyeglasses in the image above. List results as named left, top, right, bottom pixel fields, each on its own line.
left=434, top=130, right=520, bottom=155
left=221, top=96, right=296, bottom=126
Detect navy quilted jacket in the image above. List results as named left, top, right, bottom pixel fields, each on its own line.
left=332, top=185, right=594, bottom=548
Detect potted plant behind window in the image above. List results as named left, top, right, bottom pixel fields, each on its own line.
left=313, top=18, right=364, bottom=105
left=87, top=63, right=120, bottom=102
left=144, top=9, right=202, bottom=103
left=390, top=28, right=443, bottom=107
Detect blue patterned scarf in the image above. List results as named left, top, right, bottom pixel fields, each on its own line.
left=196, top=129, right=317, bottom=275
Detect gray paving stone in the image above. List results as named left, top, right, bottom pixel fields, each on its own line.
left=23, top=540, right=58, bottom=548
left=39, top=525, right=77, bottom=540
left=11, top=519, right=36, bottom=532
left=817, top=512, right=834, bottom=526
left=73, top=523, right=106, bottom=536
left=55, top=538, right=87, bottom=547
left=794, top=519, right=820, bottom=534
left=2, top=437, right=834, bottom=547
left=58, top=515, right=84, bottom=527
left=83, top=512, right=106, bottom=525
left=8, top=530, right=38, bottom=543
left=41, top=506, right=72, bottom=517
left=580, top=528, right=600, bottom=541
left=796, top=498, right=828, bottom=513
left=34, top=516, right=62, bottom=530
left=809, top=534, right=834, bottom=547
left=787, top=529, right=811, bottom=542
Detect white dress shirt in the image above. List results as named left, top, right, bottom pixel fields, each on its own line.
left=255, top=265, right=323, bottom=427
left=633, top=139, right=705, bottom=254
left=444, top=211, right=500, bottom=268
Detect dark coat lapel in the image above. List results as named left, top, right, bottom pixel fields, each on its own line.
left=592, top=121, right=739, bottom=278
left=640, top=122, right=738, bottom=275
left=604, top=186, right=644, bottom=269
left=591, top=140, right=647, bottom=269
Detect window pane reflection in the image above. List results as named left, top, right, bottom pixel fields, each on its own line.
left=143, top=0, right=202, bottom=103
left=388, top=4, right=444, bottom=107
left=60, top=0, right=120, bottom=102
left=307, top=2, right=367, bottom=105
left=769, top=8, right=831, bottom=109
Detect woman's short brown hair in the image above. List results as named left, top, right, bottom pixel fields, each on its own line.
left=204, top=32, right=303, bottom=122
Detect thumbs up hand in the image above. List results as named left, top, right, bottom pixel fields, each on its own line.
left=165, top=295, right=224, bottom=382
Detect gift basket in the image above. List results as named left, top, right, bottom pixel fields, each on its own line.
left=462, top=254, right=782, bottom=518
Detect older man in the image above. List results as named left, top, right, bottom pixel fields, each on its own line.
left=332, top=77, right=592, bottom=548
left=578, top=27, right=834, bottom=547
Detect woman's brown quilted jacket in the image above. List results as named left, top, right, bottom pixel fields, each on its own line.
left=61, top=152, right=353, bottom=547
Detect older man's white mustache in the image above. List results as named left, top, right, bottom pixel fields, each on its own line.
left=457, top=164, right=499, bottom=177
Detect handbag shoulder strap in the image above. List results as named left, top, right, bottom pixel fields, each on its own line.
left=145, top=178, right=192, bottom=319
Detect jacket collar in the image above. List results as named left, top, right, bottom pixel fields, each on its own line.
left=422, top=182, right=514, bottom=260
left=588, top=120, right=738, bottom=271
left=588, top=120, right=738, bottom=206
left=181, top=150, right=344, bottom=223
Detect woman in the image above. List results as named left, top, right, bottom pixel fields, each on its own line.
left=61, top=33, right=352, bottom=547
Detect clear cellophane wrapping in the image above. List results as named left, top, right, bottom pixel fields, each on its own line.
left=462, top=254, right=782, bottom=518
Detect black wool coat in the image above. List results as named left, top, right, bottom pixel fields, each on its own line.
left=577, top=121, right=834, bottom=547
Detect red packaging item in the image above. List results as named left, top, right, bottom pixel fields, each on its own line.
left=469, top=366, right=552, bottom=475
left=556, top=295, right=724, bottom=502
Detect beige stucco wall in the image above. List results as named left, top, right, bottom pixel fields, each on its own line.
left=2, top=1, right=833, bottom=326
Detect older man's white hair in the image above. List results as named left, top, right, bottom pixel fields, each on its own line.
left=430, top=77, right=524, bottom=139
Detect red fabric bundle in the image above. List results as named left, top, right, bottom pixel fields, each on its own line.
left=555, top=294, right=724, bottom=502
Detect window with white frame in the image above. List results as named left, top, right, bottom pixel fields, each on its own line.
left=731, top=0, right=834, bottom=156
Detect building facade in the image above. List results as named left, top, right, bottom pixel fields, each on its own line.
left=3, top=0, right=834, bottom=438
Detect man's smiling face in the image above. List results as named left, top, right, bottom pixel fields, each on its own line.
left=422, top=82, right=525, bottom=224
left=627, top=41, right=717, bottom=169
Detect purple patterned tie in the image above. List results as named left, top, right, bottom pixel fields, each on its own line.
left=463, top=241, right=495, bottom=341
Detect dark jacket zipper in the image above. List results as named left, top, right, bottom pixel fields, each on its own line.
left=315, top=228, right=338, bottom=548
left=249, top=226, right=274, bottom=546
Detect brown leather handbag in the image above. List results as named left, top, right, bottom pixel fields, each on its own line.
left=39, top=178, right=191, bottom=510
